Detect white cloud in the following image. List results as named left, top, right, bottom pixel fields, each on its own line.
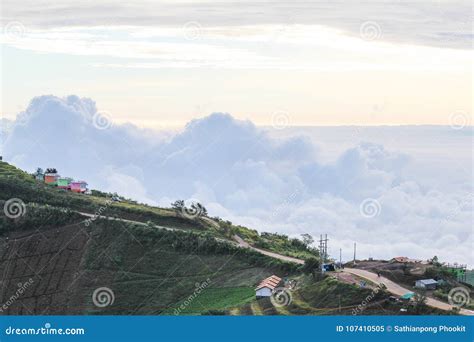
left=1, top=0, right=472, bottom=49
left=3, top=95, right=473, bottom=265
left=1, top=24, right=471, bottom=71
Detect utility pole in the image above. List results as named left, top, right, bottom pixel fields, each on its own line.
left=339, top=248, right=342, bottom=266
left=319, top=234, right=329, bottom=273
left=353, top=242, right=357, bottom=265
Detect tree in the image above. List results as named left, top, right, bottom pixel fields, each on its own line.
left=171, top=200, right=185, bottom=213
left=412, top=290, right=428, bottom=314
left=200, top=204, right=208, bottom=217
left=191, top=202, right=208, bottom=217
left=302, top=257, right=320, bottom=280
left=300, top=233, right=314, bottom=247
left=431, top=256, right=441, bottom=267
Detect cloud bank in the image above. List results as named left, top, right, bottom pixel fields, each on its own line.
left=3, top=95, right=473, bottom=265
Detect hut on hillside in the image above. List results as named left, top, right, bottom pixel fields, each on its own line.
left=415, top=279, right=438, bottom=290
left=70, top=180, right=88, bottom=193
left=57, top=177, right=73, bottom=190
left=44, top=169, right=60, bottom=185
left=255, top=275, right=282, bottom=298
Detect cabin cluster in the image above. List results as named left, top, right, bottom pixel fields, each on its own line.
left=33, top=168, right=89, bottom=194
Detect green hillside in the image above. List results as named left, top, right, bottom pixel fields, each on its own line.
left=0, top=199, right=295, bottom=315
left=0, top=161, right=448, bottom=315
left=0, top=161, right=320, bottom=259
left=0, top=161, right=298, bottom=315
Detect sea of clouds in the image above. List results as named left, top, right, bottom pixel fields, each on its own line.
left=2, top=95, right=472, bottom=265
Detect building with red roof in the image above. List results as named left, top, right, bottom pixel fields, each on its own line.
left=255, top=275, right=282, bottom=298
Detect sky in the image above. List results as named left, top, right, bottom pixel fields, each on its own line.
left=1, top=0, right=473, bottom=127
left=0, top=2, right=473, bottom=265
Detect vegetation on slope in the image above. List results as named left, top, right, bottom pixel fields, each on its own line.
left=0, top=161, right=208, bottom=231
left=0, top=201, right=84, bottom=235
left=218, top=220, right=319, bottom=260
left=0, top=161, right=319, bottom=259
left=78, top=219, right=298, bottom=315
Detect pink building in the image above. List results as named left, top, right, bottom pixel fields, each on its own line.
left=70, top=181, right=88, bottom=193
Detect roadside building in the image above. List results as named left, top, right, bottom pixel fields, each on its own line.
left=415, top=279, right=438, bottom=290
left=322, top=263, right=336, bottom=272
left=400, top=292, right=415, bottom=301
left=255, top=275, right=282, bottom=298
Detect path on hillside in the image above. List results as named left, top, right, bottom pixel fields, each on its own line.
left=79, top=212, right=304, bottom=264
left=344, top=268, right=474, bottom=316
left=233, top=235, right=304, bottom=265
left=77, top=212, right=472, bottom=315
left=78, top=212, right=231, bottom=244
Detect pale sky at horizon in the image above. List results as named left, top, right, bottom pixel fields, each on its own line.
left=1, top=0, right=472, bottom=128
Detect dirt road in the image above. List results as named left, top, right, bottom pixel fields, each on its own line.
left=233, top=235, right=304, bottom=265
left=344, top=268, right=474, bottom=316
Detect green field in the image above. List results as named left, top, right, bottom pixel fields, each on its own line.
left=166, top=287, right=255, bottom=315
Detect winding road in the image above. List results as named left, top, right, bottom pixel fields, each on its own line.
left=343, top=268, right=474, bottom=316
